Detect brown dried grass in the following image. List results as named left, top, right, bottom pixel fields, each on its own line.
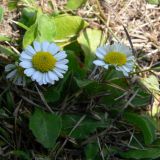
left=100, top=0, right=160, bottom=62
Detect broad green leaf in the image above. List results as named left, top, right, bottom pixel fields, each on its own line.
left=29, top=109, right=62, bottom=149
left=23, top=23, right=37, bottom=48
left=131, top=89, right=151, bottom=107
left=74, top=78, right=93, bottom=88
left=11, top=150, right=30, bottom=160
left=104, top=67, right=124, bottom=81
left=85, top=143, right=99, bottom=160
left=68, top=52, right=86, bottom=79
left=62, top=114, right=108, bottom=139
left=77, top=28, right=105, bottom=69
left=36, top=14, right=56, bottom=42
left=139, top=75, right=160, bottom=94
left=19, top=7, right=36, bottom=27
left=66, top=0, right=87, bottom=9
left=54, top=14, right=88, bottom=40
left=44, top=87, right=60, bottom=103
left=120, top=148, right=160, bottom=159
left=23, top=14, right=56, bottom=48
left=146, top=0, right=160, bottom=4
left=0, top=6, right=4, bottom=23
left=123, top=112, right=156, bottom=145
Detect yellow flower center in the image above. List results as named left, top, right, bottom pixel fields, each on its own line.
left=32, top=52, right=57, bottom=72
left=104, top=51, right=127, bottom=66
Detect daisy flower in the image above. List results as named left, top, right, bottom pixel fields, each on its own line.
left=19, top=41, right=68, bottom=85
left=5, top=62, right=26, bottom=86
left=93, top=43, right=135, bottom=76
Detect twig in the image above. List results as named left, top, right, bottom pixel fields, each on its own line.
left=54, top=115, right=86, bottom=159
left=35, top=84, right=54, bottom=113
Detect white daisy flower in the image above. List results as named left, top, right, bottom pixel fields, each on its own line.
left=93, top=43, right=135, bottom=76
left=19, top=41, right=68, bottom=85
left=5, top=62, right=26, bottom=86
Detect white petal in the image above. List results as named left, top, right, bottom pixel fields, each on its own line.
left=37, top=73, right=44, bottom=85
left=36, top=72, right=43, bottom=83
left=54, top=51, right=67, bottom=60
left=49, top=81, right=55, bottom=85
left=127, top=56, right=135, bottom=61
left=125, top=63, right=134, bottom=71
left=33, top=41, right=41, bottom=52
left=24, top=68, right=36, bottom=77
left=93, top=60, right=105, bottom=66
left=56, top=59, right=69, bottom=65
left=96, top=51, right=104, bottom=59
left=96, top=46, right=107, bottom=56
left=26, top=46, right=36, bottom=55
left=32, top=71, right=41, bottom=81
left=42, top=73, right=47, bottom=85
left=54, top=68, right=66, bottom=74
left=53, top=69, right=64, bottom=78
left=122, top=70, right=129, bottom=76
left=20, top=57, right=32, bottom=62
left=48, top=43, right=60, bottom=55
left=20, top=61, right=32, bottom=68
left=48, top=71, right=59, bottom=81
left=104, top=64, right=109, bottom=69
left=48, top=71, right=55, bottom=81
left=122, top=65, right=131, bottom=73
left=20, top=52, right=32, bottom=60
left=116, top=66, right=129, bottom=77
left=55, top=64, right=68, bottom=70
left=6, top=70, right=17, bottom=79
left=42, top=41, right=50, bottom=52
left=45, top=73, right=51, bottom=83
left=5, top=64, right=16, bottom=72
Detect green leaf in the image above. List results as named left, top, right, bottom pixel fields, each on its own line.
left=12, top=20, right=29, bottom=30
left=131, top=89, right=151, bottom=107
left=139, top=75, right=160, bottom=94
left=29, top=109, right=62, bottom=149
left=54, top=14, right=88, bottom=40
left=62, top=114, right=108, bottom=139
left=77, top=28, right=105, bottom=69
left=23, top=14, right=56, bottom=48
left=0, top=35, right=11, bottom=42
left=120, top=148, right=160, bottom=159
left=23, top=23, right=37, bottom=48
left=11, top=150, right=30, bottom=160
left=8, top=0, right=19, bottom=10
left=74, top=78, right=93, bottom=88
left=66, top=0, right=87, bottom=9
left=123, top=112, right=156, bottom=145
left=146, top=0, right=160, bottom=5
left=44, top=87, right=60, bottom=103
left=19, top=7, right=36, bottom=27
left=68, top=52, right=86, bottom=79
left=85, top=143, right=99, bottom=160
left=0, top=45, right=18, bottom=59
left=36, top=14, right=56, bottom=42
left=0, top=6, right=4, bottom=23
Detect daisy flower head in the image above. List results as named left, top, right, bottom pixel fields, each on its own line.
left=5, top=62, right=26, bottom=86
left=93, top=43, right=135, bottom=76
left=19, top=41, right=68, bottom=85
